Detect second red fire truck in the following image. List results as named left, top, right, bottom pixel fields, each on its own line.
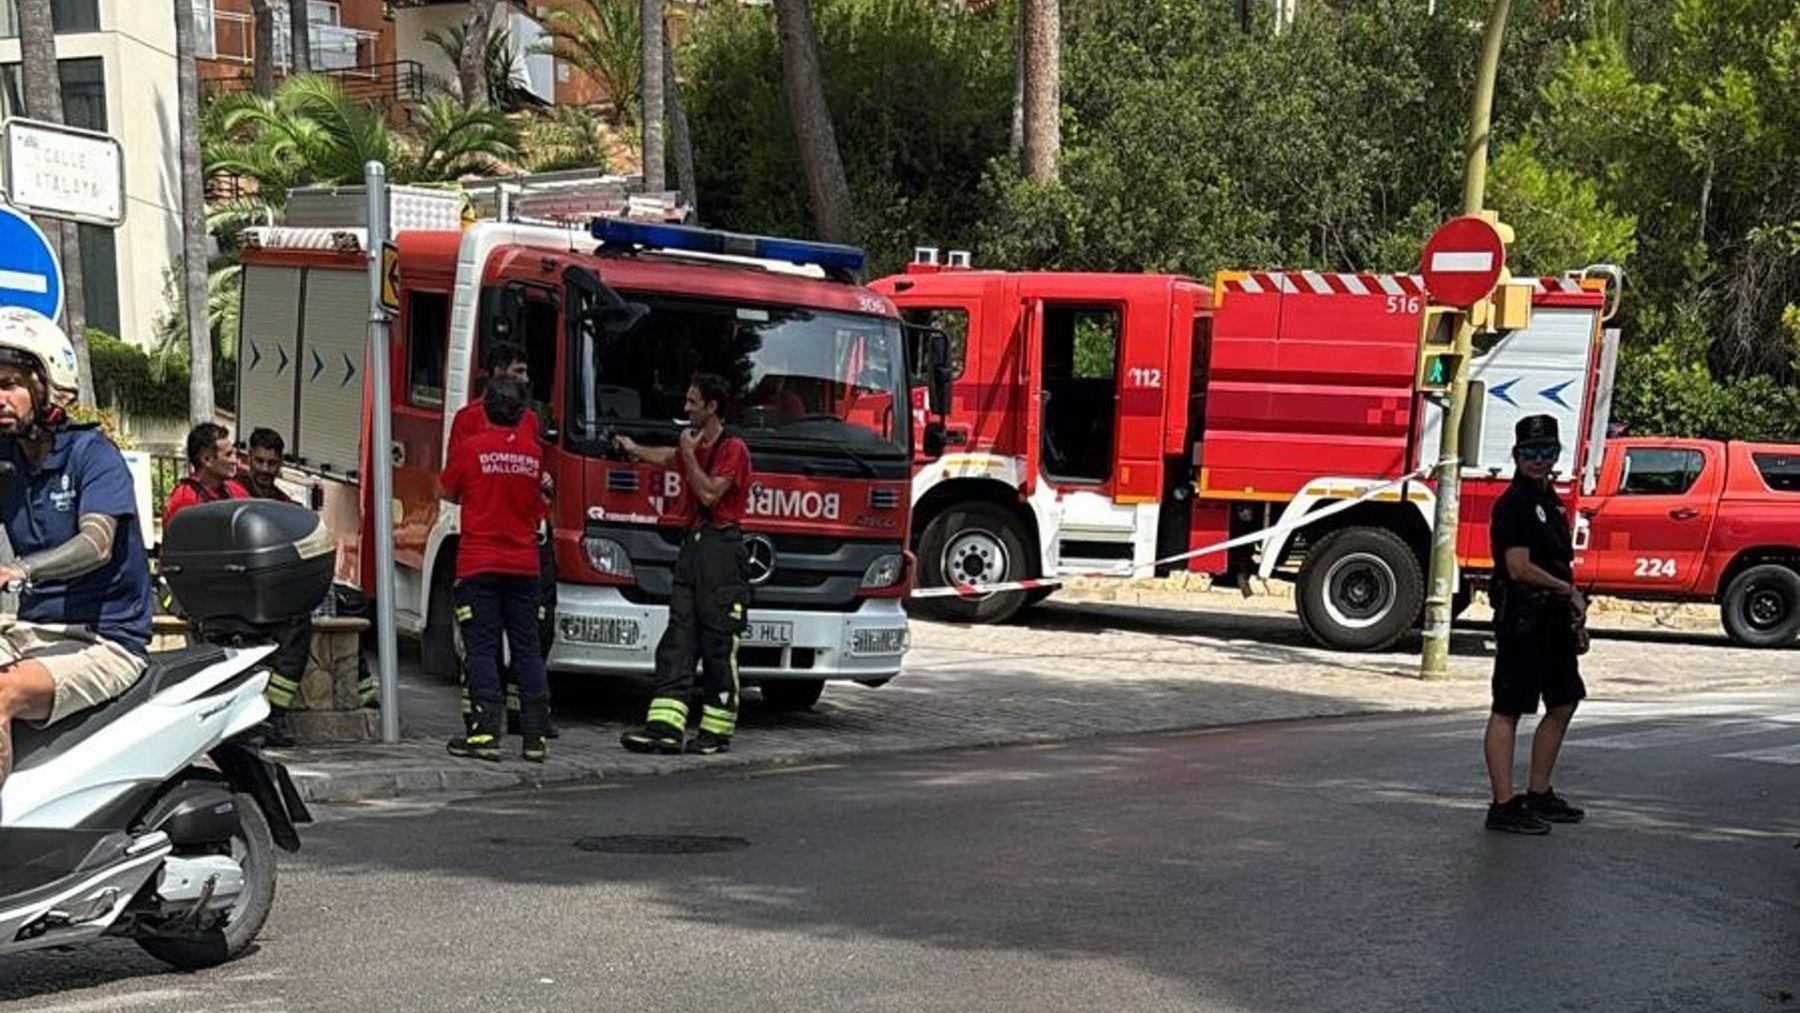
left=874, top=253, right=1622, bottom=652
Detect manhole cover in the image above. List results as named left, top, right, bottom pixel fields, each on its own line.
left=573, top=835, right=751, bottom=855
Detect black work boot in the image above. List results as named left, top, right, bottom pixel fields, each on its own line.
left=447, top=732, right=502, bottom=761
left=686, top=730, right=731, bottom=756
left=1486, top=795, right=1552, bottom=835
left=1524, top=788, right=1586, bottom=823
left=620, top=722, right=684, bottom=755
left=262, top=709, right=297, bottom=749
left=522, top=735, right=548, bottom=764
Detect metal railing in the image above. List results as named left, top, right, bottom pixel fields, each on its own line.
left=206, top=60, right=428, bottom=114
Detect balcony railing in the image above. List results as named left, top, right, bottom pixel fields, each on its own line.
left=206, top=59, right=428, bottom=119
left=209, top=11, right=382, bottom=78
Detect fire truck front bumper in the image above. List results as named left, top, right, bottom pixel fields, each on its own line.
left=547, top=585, right=909, bottom=683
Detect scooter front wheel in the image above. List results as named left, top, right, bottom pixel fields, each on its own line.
left=135, top=791, right=278, bottom=970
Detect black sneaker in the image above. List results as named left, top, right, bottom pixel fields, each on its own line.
left=1524, top=788, right=1586, bottom=823
left=620, top=725, right=684, bottom=755
left=686, top=730, right=731, bottom=756
left=447, top=733, right=502, bottom=761
left=1486, top=796, right=1552, bottom=835
left=522, top=735, right=547, bottom=764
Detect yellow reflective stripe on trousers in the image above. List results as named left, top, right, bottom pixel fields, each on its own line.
left=264, top=672, right=299, bottom=709
left=455, top=605, right=473, bottom=622
left=700, top=706, right=736, bottom=735
left=647, top=696, right=689, bottom=727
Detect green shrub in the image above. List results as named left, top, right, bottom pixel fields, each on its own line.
left=87, top=329, right=190, bottom=420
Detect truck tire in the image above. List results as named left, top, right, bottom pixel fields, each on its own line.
left=1721, top=564, right=1800, bottom=648
left=420, top=557, right=458, bottom=680
left=760, top=679, right=825, bottom=711
left=1297, top=526, right=1424, bottom=652
left=912, top=502, right=1033, bottom=625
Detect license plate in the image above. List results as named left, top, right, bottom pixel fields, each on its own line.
left=559, top=616, right=641, bottom=647
left=743, top=620, right=793, bottom=646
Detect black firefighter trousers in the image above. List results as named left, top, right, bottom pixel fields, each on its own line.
left=644, top=525, right=750, bottom=740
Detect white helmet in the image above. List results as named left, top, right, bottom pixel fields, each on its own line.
left=0, top=307, right=80, bottom=398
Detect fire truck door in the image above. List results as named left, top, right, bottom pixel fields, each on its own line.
left=1022, top=300, right=1043, bottom=495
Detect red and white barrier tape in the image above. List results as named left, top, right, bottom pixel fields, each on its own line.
left=908, top=469, right=1430, bottom=599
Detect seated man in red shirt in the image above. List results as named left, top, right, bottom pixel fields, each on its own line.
left=162, top=422, right=246, bottom=527
left=442, top=376, right=551, bottom=763
left=616, top=372, right=753, bottom=756
left=163, top=422, right=306, bottom=747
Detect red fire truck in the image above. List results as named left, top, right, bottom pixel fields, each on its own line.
left=873, top=254, right=1621, bottom=652
left=236, top=197, right=946, bottom=709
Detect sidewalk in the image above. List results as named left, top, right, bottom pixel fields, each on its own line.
left=280, top=592, right=1797, bottom=804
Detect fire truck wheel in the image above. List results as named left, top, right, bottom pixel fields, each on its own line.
left=1721, top=564, right=1800, bottom=648
left=760, top=679, right=826, bottom=711
left=914, top=503, right=1033, bottom=624
left=420, top=560, right=459, bottom=680
left=1296, top=526, right=1423, bottom=652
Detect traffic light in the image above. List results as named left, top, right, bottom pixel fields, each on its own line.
left=1415, top=305, right=1465, bottom=395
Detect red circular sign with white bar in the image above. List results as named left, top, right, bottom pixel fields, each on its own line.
left=1419, top=216, right=1506, bottom=307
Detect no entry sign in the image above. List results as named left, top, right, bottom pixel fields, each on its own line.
left=1420, top=216, right=1506, bottom=307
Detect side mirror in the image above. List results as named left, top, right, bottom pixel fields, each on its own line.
left=589, top=301, right=650, bottom=337
left=926, top=329, right=953, bottom=416
left=922, top=420, right=948, bottom=460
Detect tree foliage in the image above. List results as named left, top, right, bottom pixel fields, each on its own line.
left=679, top=0, right=1797, bottom=441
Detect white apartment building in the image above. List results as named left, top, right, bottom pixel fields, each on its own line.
left=0, top=0, right=184, bottom=350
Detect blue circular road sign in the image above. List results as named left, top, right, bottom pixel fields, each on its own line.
left=0, top=204, right=64, bottom=322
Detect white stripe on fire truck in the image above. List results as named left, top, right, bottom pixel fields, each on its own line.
left=1301, top=270, right=1333, bottom=295
left=1237, top=275, right=1263, bottom=293
left=1375, top=275, right=1405, bottom=297
left=1339, top=274, right=1370, bottom=295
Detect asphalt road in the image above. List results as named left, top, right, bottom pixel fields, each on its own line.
left=4, top=689, right=1796, bottom=1013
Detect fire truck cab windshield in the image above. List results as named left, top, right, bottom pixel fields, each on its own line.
left=573, top=295, right=912, bottom=468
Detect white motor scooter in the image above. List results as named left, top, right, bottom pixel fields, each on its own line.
left=0, top=498, right=326, bottom=970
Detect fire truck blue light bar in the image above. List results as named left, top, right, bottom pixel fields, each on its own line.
left=592, top=219, right=866, bottom=275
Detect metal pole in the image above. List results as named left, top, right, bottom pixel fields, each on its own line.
left=365, top=161, right=402, bottom=741
left=1420, top=0, right=1511, bottom=680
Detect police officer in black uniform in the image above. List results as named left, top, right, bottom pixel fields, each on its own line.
left=1483, top=414, right=1590, bottom=834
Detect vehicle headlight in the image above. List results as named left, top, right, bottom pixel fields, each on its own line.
left=861, top=553, right=904, bottom=589
left=584, top=537, right=634, bottom=578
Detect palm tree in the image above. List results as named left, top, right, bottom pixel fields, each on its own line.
left=250, top=0, right=275, bottom=97
left=459, top=0, right=501, bottom=109
left=176, top=0, right=215, bottom=424
left=207, top=75, right=395, bottom=195
left=535, top=0, right=641, bottom=126
left=771, top=0, right=853, bottom=242
left=398, top=97, right=521, bottom=182
left=426, top=20, right=529, bottom=110
left=640, top=0, right=665, bottom=191
left=14, top=0, right=94, bottom=408
left=287, top=0, right=312, bottom=74
left=1019, top=0, right=1059, bottom=183
left=664, top=29, right=697, bottom=215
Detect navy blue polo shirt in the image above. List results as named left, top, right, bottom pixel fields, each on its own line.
left=1, top=425, right=154, bottom=654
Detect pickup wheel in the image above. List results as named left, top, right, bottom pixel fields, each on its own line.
left=1297, top=526, right=1424, bottom=652
left=420, top=557, right=459, bottom=680
left=911, top=503, right=1033, bottom=625
left=1721, top=564, right=1800, bottom=648
left=759, top=679, right=825, bottom=712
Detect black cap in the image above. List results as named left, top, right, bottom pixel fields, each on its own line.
left=1514, top=414, right=1560, bottom=447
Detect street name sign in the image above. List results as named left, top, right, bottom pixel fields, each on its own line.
left=1, top=117, right=126, bottom=228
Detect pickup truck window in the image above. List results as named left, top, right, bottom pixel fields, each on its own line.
left=1619, top=448, right=1704, bottom=495
left=1753, top=452, right=1800, bottom=493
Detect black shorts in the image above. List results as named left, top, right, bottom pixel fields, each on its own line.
left=1491, top=630, right=1586, bottom=717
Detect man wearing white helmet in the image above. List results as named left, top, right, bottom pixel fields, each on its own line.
left=0, top=308, right=153, bottom=785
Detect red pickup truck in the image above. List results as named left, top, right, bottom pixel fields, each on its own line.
left=1574, top=438, right=1800, bottom=647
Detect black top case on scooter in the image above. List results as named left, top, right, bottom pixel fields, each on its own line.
left=160, top=500, right=336, bottom=637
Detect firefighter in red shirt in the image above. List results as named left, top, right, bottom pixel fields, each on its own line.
left=163, top=423, right=306, bottom=747
left=447, top=342, right=558, bottom=739
left=162, top=422, right=247, bottom=527
left=616, top=372, right=753, bottom=756
left=442, top=376, right=552, bottom=763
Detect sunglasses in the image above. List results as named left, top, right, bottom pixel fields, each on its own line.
left=1516, top=443, right=1561, bottom=463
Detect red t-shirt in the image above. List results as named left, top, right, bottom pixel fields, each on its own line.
left=672, top=434, right=752, bottom=529
left=442, top=417, right=546, bottom=578
left=448, top=400, right=539, bottom=457
left=163, top=476, right=248, bottom=528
